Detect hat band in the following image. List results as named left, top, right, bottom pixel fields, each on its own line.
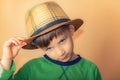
left=31, top=18, right=70, bottom=37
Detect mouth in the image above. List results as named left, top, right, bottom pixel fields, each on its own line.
left=60, top=55, right=69, bottom=61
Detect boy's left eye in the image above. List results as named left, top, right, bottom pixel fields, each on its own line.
left=59, top=38, right=65, bottom=44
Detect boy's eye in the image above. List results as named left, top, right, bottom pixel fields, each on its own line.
left=46, top=47, right=52, bottom=51
left=59, top=38, right=65, bottom=44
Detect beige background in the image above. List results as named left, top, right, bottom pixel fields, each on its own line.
left=0, top=0, right=120, bottom=80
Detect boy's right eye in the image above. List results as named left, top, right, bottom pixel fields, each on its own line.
left=46, top=47, right=52, bottom=51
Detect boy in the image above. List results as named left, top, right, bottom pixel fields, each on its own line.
left=0, top=1, right=101, bottom=80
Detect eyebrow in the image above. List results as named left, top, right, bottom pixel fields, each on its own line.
left=44, top=32, right=69, bottom=48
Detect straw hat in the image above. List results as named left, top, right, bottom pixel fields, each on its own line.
left=22, top=1, right=83, bottom=49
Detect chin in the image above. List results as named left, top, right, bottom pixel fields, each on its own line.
left=61, top=57, right=71, bottom=62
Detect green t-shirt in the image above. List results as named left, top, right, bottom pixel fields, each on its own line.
left=0, top=55, right=101, bottom=80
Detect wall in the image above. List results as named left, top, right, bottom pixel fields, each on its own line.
left=0, top=0, right=120, bottom=80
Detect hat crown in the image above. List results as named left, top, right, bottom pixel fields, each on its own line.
left=25, top=1, right=69, bottom=37
left=23, top=1, right=83, bottom=49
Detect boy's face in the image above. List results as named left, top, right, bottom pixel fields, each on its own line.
left=42, top=25, right=75, bottom=62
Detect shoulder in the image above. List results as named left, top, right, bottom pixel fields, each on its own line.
left=76, top=57, right=101, bottom=79
left=22, top=56, right=46, bottom=68
left=79, top=57, right=98, bottom=69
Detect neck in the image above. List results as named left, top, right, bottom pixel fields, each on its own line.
left=69, top=53, right=78, bottom=61
left=44, top=54, right=81, bottom=66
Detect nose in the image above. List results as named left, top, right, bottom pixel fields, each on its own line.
left=56, top=46, right=65, bottom=56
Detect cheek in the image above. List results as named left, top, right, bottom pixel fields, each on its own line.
left=64, top=39, right=74, bottom=52
left=45, top=50, right=58, bottom=58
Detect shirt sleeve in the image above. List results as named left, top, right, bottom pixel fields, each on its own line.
left=0, top=61, right=16, bottom=80
left=94, top=66, right=102, bottom=80
left=86, top=63, right=102, bottom=80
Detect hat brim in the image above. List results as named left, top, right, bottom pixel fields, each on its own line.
left=22, top=19, right=83, bottom=49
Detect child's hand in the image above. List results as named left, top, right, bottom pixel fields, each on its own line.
left=2, top=37, right=27, bottom=59
left=1, top=37, right=27, bottom=70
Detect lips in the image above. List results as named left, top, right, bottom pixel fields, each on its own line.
left=60, top=55, right=69, bottom=60
left=61, top=56, right=67, bottom=60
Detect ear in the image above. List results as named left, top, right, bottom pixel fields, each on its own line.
left=69, top=25, right=75, bottom=35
